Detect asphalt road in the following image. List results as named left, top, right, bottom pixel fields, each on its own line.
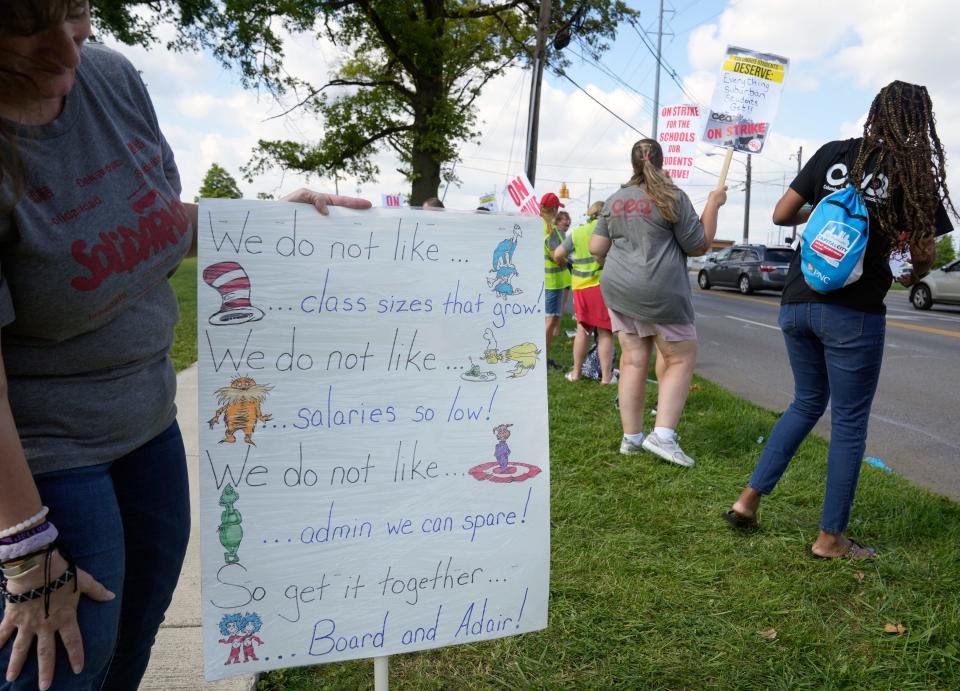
left=690, top=275, right=960, bottom=500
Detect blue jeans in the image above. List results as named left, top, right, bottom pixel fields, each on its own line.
left=749, top=303, right=885, bottom=533
left=0, top=421, right=190, bottom=691
left=544, top=288, right=564, bottom=317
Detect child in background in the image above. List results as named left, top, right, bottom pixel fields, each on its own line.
left=541, top=193, right=571, bottom=368
left=555, top=210, right=574, bottom=333
left=553, top=202, right=615, bottom=384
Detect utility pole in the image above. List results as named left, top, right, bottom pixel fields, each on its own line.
left=791, top=145, right=802, bottom=241
left=743, top=153, right=752, bottom=243
left=587, top=178, right=592, bottom=209
left=524, top=1, right=551, bottom=186
left=651, top=0, right=665, bottom=137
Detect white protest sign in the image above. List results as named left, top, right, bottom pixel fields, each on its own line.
left=657, top=104, right=701, bottom=184
left=501, top=173, right=540, bottom=216
left=478, top=190, right=498, bottom=212
left=381, top=193, right=406, bottom=208
left=198, top=201, right=550, bottom=681
left=701, top=46, right=789, bottom=154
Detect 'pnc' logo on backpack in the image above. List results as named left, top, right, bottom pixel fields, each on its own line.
left=800, top=185, right=869, bottom=292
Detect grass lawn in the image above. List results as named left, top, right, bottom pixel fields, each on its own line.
left=167, top=273, right=959, bottom=688
left=251, top=323, right=960, bottom=690
left=169, top=256, right=197, bottom=372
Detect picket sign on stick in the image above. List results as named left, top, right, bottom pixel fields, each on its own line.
left=197, top=200, right=551, bottom=682
left=715, top=149, right=734, bottom=190
left=374, top=656, right=389, bottom=690
left=701, top=46, right=789, bottom=190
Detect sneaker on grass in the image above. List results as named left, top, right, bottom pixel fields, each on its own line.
left=619, top=436, right=644, bottom=455
left=641, top=433, right=695, bottom=467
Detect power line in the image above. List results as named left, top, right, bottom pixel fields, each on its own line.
left=555, top=38, right=656, bottom=170
left=466, top=155, right=625, bottom=172
left=567, top=43, right=656, bottom=115
left=555, top=70, right=649, bottom=138
left=632, top=24, right=705, bottom=107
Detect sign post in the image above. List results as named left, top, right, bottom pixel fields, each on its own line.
left=197, top=202, right=550, bottom=682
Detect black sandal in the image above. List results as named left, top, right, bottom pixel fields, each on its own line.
left=808, top=541, right=876, bottom=561
left=722, top=509, right=759, bottom=532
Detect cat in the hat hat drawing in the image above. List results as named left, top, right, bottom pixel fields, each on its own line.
left=203, top=261, right=265, bottom=325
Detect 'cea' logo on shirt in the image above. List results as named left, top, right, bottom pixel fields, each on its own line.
left=609, top=198, right=653, bottom=217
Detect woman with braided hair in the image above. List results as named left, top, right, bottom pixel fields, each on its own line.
left=724, top=81, right=956, bottom=558
left=590, top=138, right=727, bottom=467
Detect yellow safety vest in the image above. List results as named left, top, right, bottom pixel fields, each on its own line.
left=544, top=220, right=571, bottom=290
left=569, top=219, right=600, bottom=290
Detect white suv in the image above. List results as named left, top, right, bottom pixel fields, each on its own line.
left=910, top=258, right=960, bottom=310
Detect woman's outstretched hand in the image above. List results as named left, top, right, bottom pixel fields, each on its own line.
left=280, top=189, right=372, bottom=215
left=0, top=550, right=115, bottom=690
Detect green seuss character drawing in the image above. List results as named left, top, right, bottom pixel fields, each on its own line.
left=208, top=375, right=273, bottom=445
left=461, top=356, right=497, bottom=382
left=218, top=484, right=243, bottom=565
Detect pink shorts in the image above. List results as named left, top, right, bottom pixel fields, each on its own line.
left=608, top=308, right=697, bottom=341
left=573, top=285, right=612, bottom=331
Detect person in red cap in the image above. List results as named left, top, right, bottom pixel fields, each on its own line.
left=541, top=192, right=571, bottom=367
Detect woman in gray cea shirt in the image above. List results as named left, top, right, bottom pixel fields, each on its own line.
left=590, top=139, right=726, bottom=467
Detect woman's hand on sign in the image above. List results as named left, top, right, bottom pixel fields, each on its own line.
left=280, top=188, right=373, bottom=215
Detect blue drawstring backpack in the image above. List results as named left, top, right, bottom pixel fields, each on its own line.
left=800, top=184, right=869, bottom=292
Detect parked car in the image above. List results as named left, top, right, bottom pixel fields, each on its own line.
left=697, top=244, right=795, bottom=294
left=909, top=258, right=960, bottom=309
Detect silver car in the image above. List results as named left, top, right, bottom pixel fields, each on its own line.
left=697, top=244, right=795, bottom=294
left=910, top=258, right=960, bottom=309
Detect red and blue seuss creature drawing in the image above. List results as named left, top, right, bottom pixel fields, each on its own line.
left=218, top=612, right=264, bottom=665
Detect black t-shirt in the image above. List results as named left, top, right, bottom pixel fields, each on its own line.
left=781, top=138, right=954, bottom=313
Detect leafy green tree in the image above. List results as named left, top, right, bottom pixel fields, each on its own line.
left=90, top=1, right=638, bottom=204
left=933, top=234, right=956, bottom=269
left=195, top=162, right=243, bottom=202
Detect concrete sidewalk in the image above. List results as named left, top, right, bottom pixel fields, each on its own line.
left=140, top=364, right=256, bottom=690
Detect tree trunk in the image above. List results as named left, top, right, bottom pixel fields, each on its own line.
left=408, top=0, right=445, bottom=207
left=410, top=143, right=442, bottom=206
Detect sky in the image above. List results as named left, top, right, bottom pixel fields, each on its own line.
left=101, top=0, right=960, bottom=245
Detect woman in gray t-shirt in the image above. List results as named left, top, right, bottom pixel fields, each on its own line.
left=590, top=139, right=726, bottom=467
left=0, top=5, right=370, bottom=688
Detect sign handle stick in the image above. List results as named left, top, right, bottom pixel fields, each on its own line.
left=374, top=656, right=389, bottom=691
left=716, top=148, right=734, bottom=189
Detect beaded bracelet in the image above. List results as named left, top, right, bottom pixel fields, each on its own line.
left=0, top=521, right=51, bottom=545
left=0, top=567, right=75, bottom=604
left=0, top=507, right=49, bottom=539
left=0, top=523, right=58, bottom=563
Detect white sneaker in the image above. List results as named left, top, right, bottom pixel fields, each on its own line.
left=619, top=436, right=644, bottom=455
left=641, top=433, right=695, bottom=467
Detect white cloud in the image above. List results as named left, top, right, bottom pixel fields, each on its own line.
left=99, top=0, right=959, bottom=243
left=682, top=0, right=960, bottom=239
